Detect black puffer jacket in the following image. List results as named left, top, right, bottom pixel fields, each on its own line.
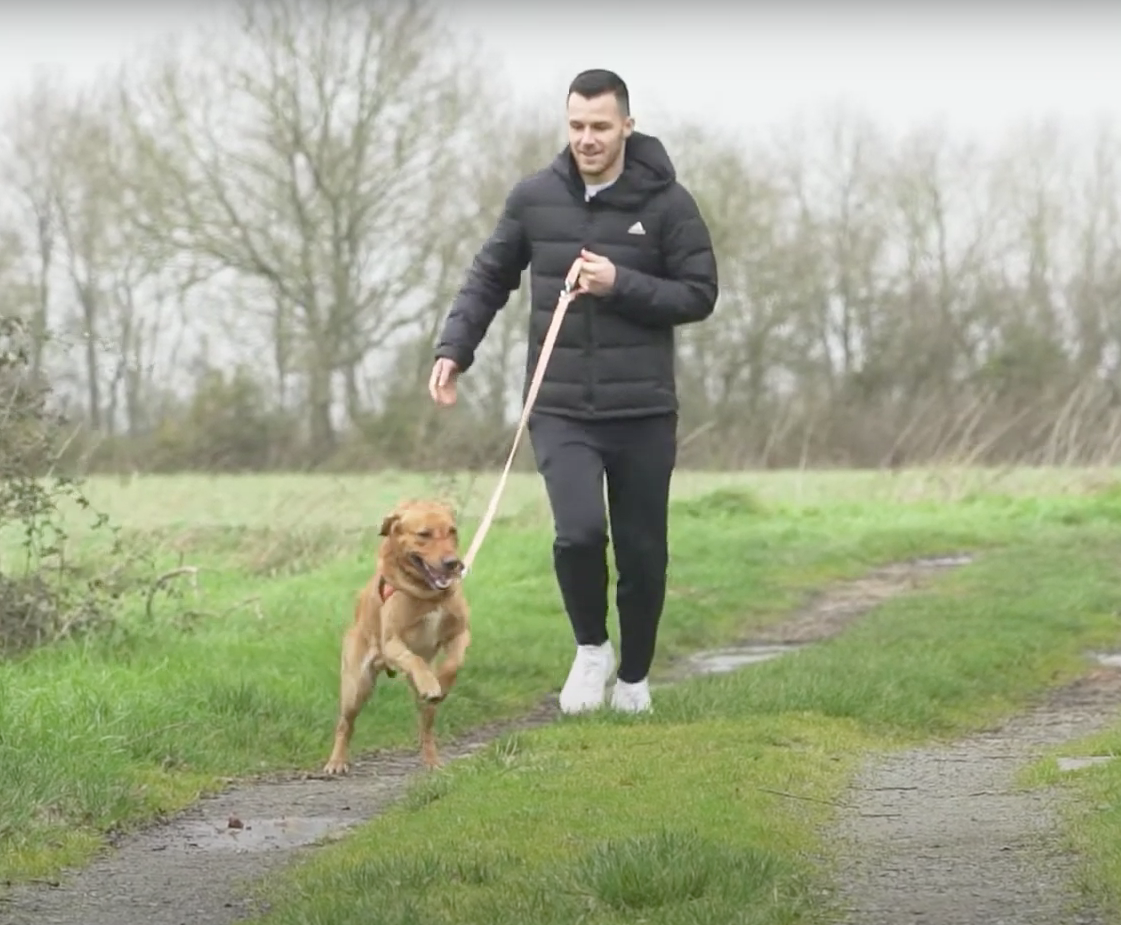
left=435, top=131, right=719, bottom=420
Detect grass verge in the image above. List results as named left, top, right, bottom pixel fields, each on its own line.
left=1019, top=710, right=1121, bottom=919
left=242, top=496, right=1121, bottom=925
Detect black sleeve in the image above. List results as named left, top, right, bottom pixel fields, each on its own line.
left=434, top=184, right=531, bottom=373
left=606, top=184, right=719, bottom=328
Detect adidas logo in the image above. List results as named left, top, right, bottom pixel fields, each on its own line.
left=627, top=221, right=646, bottom=235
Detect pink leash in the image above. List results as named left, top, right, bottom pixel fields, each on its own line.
left=460, top=257, right=584, bottom=576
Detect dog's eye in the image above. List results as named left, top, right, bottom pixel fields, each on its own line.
left=416, top=529, right=433, bottom=540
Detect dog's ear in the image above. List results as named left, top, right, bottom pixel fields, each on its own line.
left=379, top=514, right=400, bottom=537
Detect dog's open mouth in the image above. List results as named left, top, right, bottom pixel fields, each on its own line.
left=410, top=553, right=460, bottom=591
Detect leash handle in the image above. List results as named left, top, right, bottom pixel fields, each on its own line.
left=461, top=258, right=584, bottom=576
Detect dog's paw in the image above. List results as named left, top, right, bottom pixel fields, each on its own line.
left=417, top=680, right=445, bottom=703
left=322, top=758, right=350, bottom=775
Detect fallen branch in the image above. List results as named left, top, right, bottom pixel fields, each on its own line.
left=175, top=595, right=265, bottom=627
left=146, top=566, right=201, bottom=620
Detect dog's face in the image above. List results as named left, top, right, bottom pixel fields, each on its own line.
left=379, top=500, right=463, bottom=591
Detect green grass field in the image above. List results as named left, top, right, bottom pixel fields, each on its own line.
left=3, top=465, right=1121, bottom=921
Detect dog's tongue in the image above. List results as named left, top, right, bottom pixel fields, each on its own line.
left=422, top=560, right=452, bottom=590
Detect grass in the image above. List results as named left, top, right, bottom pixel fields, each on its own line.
left=1019, top=679, right=1121, bottom=919
left=1020, top=746, right=1121, bottom=921
left=250, top=715, right=872, bottom=925
left=3, top=466, right=1121, bottom=919
left=40, top=463, right=1121, bottom=532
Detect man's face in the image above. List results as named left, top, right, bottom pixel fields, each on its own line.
left=566, top=91, right=634, bottom=180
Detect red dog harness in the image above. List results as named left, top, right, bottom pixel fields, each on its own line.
left=374, top=576, right=399, bottom=678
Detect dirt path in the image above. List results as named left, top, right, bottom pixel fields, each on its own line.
left=0, top=555, right=969, bottom=925
left=832, top=661, right=1121, bottom=925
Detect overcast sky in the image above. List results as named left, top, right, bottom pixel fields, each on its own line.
left=0, top=2, right=1117, bottom=150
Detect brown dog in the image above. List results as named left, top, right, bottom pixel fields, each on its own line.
left=323, top=499, right=470, bottom=774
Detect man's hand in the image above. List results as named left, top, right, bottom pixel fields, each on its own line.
left=428, top=358, right=461, bottom=406
left=577, top=249, right=617, bottom=296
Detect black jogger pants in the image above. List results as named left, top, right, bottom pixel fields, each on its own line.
left=527, top=411, right=677, bottom=684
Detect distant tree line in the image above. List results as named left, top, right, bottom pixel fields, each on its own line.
left=2, top=0, right=1121, bottom=474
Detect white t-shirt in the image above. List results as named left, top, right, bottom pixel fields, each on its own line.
left=584, top=177, right=618, bottom=201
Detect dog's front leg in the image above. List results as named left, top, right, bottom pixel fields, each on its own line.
left=436, top=627, right=471, bottom=698
left=417, top=702, right=441, bottom=769
left=381, top=636, right=443, bottom=702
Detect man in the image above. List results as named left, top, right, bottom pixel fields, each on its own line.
left=428, top=69, right=718, bottom=714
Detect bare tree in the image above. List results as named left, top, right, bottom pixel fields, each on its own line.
left=0, top=74, right=67, bottom=383
left=665, top=125, right=801, bottom=445
left=6, top=23, right=1121, bottom=474
left=120, top=0, right=487, bottom=458
left=460, top=116, right=566, bottom=432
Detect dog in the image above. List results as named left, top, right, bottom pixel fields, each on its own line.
left=323, top=498, right=470, bottom=774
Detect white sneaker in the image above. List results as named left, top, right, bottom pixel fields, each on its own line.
left=610, top=678, right=652, bottom=714
left=559, top=641, right=616, bottom=714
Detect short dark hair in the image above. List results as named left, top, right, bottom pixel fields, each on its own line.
left=567, top=69, right=630, bottom=117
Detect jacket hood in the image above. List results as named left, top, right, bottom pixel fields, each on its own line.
left=550, top=131, right=676, bottom=208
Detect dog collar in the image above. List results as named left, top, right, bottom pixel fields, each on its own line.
left=377, top=577, right=396, bottom=602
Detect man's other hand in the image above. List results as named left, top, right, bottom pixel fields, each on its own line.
left=429, top=358, right=461, bottom=406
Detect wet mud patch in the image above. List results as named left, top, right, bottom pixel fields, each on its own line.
left=662, top=554, right=974, bottom=684
left=0, top=556, right=972, bottom=925
left=739, top=554, right=975, bottom=646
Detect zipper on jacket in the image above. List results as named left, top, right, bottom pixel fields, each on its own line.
left=582, top=198, right=596, bottom=413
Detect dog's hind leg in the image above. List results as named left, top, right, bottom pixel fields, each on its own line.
left=323, top=661, right=376, bottom=775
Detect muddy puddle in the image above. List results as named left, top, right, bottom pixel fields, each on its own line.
left=1057, top=755, right=1115, bottom=771
left=664, top=553, right=975, bottom=684
left=172, top=815, right=358, bottom=853
left=684, top=643, right=801, bottom=675
left=1052, top=652, right=1121, bottom=774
